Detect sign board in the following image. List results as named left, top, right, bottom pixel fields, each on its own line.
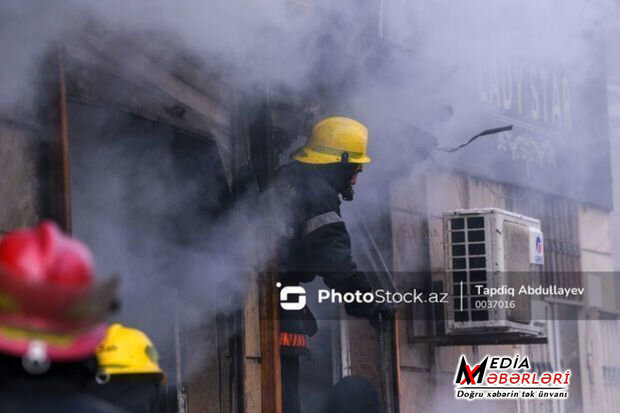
left=382, top=0, right=613, bottom=209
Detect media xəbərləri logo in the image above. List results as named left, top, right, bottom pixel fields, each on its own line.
left=277, top=282, right=306, bottom=310
left=454, top=354, right=570, bottom=401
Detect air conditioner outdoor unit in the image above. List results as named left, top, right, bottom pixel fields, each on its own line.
left=443, top=208, right=546, bottom=337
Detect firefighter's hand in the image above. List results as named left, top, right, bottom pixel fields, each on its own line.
left=368, top=302, right=396, bottom=331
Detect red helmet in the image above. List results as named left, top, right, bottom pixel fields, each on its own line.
left=0, top=221, right=114, bottom=365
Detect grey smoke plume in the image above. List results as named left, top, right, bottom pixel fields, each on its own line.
left=66, top=101, right=255, bottom=379
left=1, top=0, right=616, bottom=394
left=2, top=0, right=614, bottom=168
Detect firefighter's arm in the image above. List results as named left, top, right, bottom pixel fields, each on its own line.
left=301, top=212, right=376, bottom=317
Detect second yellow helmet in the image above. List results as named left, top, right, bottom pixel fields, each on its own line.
left=96, top=324, right=163, bottom=377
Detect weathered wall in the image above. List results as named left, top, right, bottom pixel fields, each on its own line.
left=578, top=206, right=615, bottom=309
left=392, top=167, right=619, bottom=413
left=393, top=168, right=596, bottom=412
left=0, top=124, right=42, bottom=231
left=425, top=170, right=516, bottom=413
left=576, top=205, right=619, bottom=413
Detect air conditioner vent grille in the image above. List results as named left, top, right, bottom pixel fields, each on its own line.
left=448, top=215, right=489, bottom=323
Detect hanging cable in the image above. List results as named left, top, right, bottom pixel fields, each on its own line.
left=434, top=125, right=513, bottom=153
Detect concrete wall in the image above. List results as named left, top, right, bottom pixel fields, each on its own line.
left=0, top=123, right=42, bottom=231
left=576, top=205, right=619, bottom=413
left=393, top=168, right=619, bottom=412
left=392, top=169, right=518, bottom=413
left=578, top=206, right=615, bottom=311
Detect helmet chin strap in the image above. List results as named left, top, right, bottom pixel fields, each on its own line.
left=340, top=152, right=354, bottom=201
left=341, top=185, right=354, bottom=201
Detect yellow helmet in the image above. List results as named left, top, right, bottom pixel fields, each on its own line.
left=292, top=116, right=372, bottom=164
left=96, top=324, right=162, bottom=377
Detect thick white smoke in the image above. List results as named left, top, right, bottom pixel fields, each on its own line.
left=1, top=0, right=616, bottom=395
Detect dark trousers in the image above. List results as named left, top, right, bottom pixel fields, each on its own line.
left=281, top=354, right=301, bottom=413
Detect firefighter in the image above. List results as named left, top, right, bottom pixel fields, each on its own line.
left=90, top=323, right=164, bottom=413
left=0, top=221, right=125, bottom=413
left=276, top=116, right=395, bottom=413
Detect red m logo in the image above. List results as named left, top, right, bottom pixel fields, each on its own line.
left=455, top=356, right=488, bottom=385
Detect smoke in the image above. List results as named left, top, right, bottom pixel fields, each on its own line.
left=1, top=0, right=617, bottom=401
left=2, top=0, right=614, bottom=169
left=63, top=98, right=281, bottom=384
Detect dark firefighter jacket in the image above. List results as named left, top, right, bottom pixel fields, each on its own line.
left=0, top=355, right=129, bottom=413
left=89, top=374, right=163, bottom=413
left=276, top=162, right=373, bottom=356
